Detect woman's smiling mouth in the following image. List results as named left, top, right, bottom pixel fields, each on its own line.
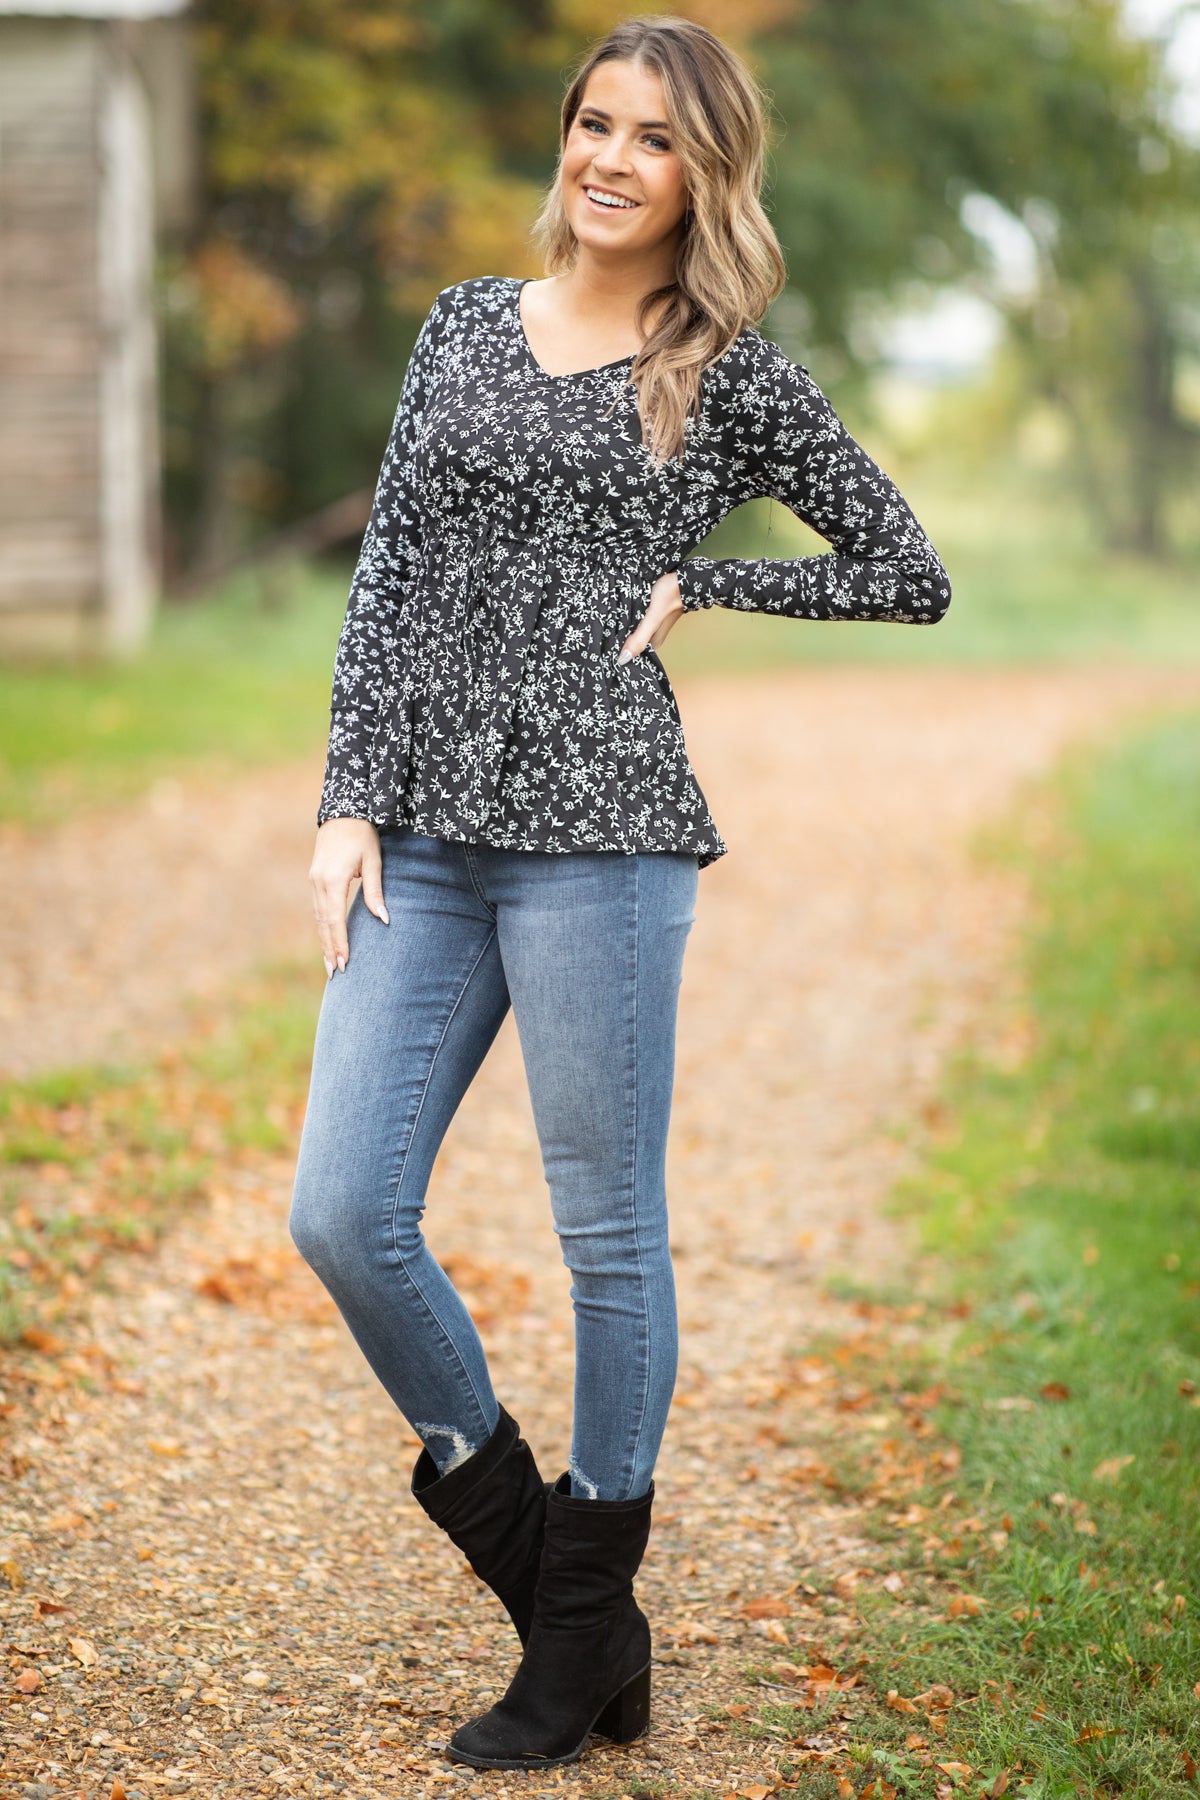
left=583, top=185, right=641, bottom=212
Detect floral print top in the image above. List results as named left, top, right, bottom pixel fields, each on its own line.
left=317, top=274, right=951, bottom=869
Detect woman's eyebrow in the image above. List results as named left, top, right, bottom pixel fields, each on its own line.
left=581, top=106, right=671, bottom=130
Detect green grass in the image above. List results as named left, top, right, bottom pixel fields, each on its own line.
left=4, top=454, right=1200, bottom=828
left=831, top=708, right=1200, bottom=1796
left=0, top=559, right=339, bottom=826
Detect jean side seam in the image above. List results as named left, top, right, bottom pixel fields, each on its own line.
left=386, top=924, right=502, bottom=1432
left=460, top=843, right=495, bottom=912
left=622, top=852, right=656, bottom=1500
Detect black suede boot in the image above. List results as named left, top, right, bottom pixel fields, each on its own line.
left=411, top=1406, right=548, bottom=1645
left=444, top=1471, right=654, bottom=1770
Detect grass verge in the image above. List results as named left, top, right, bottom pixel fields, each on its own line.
left=753, top=707, right=1200, bottom=1798
left=0, top=561, right=337, bottom=827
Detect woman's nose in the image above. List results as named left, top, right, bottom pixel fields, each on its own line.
left=593, top=146, right=633, bottom=174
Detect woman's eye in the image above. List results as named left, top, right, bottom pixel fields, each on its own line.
left=579, top=118, right=671, bottom=153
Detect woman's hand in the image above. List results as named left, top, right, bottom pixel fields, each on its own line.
left=309, top=818, right=388, bottom=979
left=617, top=570, right=684, bottom=663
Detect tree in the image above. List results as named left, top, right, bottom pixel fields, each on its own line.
left=165, top=0, right=556, bottom=578
left=164, top=0, right=1197, bottom=577
left=747, top=0, right=1200, bottom=554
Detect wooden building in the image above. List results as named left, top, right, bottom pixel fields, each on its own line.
left=0, top=0, right=193, bottom=658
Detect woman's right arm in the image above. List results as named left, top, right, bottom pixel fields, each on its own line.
left=310, top=282, right=458, bottom=978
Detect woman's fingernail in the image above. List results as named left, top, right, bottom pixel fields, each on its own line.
left=616, top=647, right=633, bottom=666
left=336, top=954, right=346, bottom=972
left=324, top=957, right=334, bottom=979
left=379, top=907, right=390, bottom=925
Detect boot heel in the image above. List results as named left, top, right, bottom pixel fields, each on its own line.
left=591, top=1660, right=651, bottom=1743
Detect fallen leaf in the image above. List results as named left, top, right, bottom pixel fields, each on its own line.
left=936, top=1764, right=973, bottom=1783
left=989, top=1774, right=1010, bottom=1799
left=109, top=1781, right=128, bottom=1800
left=68, top=1636, right=98, bottom=1667
left=737, top=1785, right=776, bottom=1799
left=1092, top=1454, right=1135, bottom=1482
left=904, top=1733, right=929, bottom=1750
left=837, top=1782, right=856, bottom=1800
left=1040, top=1381, right=1071, bottom=1402
left=886, top=1689, right=919, bottom=1713
left=916, top=1684, right=956, bottom=1708
left=675, top=1620, right=720, bottom=1644
left=1075, top=1724, right=1115, bottom=1743
left=46, top=1512, right=88, bottom=1531
left=741, top=1596, right=792, bottom=1620
left=726, top=1703, right=752, bottom=1718
left=15, top=1668, right=41, bottom=1694
left=35, top=1598, right=67, bottom=1614
left=1181, top=1749, right=1196, bottom=1780
left=148, top=1438, right=184, bottom=1457
left=2, top=1559, right=24, bottom=1590
left=21, top=1327, right=66, bottom=1356
left=946, top=1593, right=987, bottom=1618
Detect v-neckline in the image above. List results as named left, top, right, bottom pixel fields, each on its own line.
left=512, top=278, right=639, bottom=382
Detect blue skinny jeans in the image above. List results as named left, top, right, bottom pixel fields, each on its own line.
left=288, top=826, right=698, bottom=1502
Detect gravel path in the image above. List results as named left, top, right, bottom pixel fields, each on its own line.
left=3, top=664, right=1199, bottom=1800
left=0, top=762, right=322, bottom=1083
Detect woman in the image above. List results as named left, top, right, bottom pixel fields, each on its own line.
left=289, top=12, right=951, bottom=1775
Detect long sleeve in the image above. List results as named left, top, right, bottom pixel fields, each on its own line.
left=316, top=284, right=458, bottom=825
left=675, top=336, right=951, bottom=624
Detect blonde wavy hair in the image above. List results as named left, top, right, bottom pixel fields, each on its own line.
left=531, top=14, right=788, bottom=465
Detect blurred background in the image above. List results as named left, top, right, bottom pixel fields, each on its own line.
left=1, top=0, right=1198, bottom=820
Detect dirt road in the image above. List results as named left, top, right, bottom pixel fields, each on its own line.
left=3, top=664, right=1198, bottom=1799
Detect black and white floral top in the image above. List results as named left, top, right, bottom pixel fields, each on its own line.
left=317, top=274, right=951, bottom=869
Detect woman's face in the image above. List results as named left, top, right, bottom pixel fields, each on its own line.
left=561, top=59, right=690, bottom=258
